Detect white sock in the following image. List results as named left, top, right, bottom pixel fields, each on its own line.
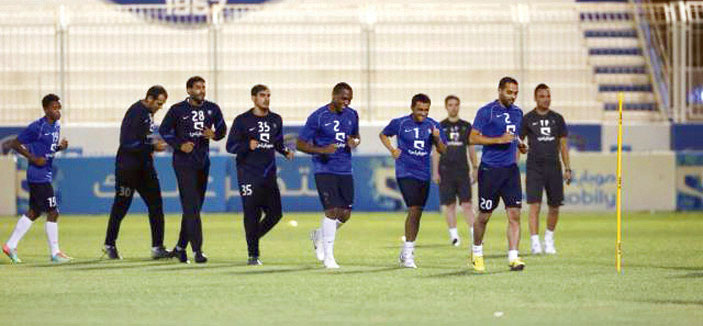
left=531, top=234, right=540, bottom=244
left=45, top=221, right=60, bottom=256
left=6, top=215, right=33, bottom=249
left=472, top=244, right=483, bottom=257
left=403, top=241, right=415, bottom=255
left=336, top=220, right=343, bottom=229
left=448, top=227, right=459, bottom=239
left=508, top=249, right=519, bottom=262
left=545, top=229, right=554, bottom=242
left=469, top=227, right=474, bottom=242
left=322, top=217, right=337, bottom=260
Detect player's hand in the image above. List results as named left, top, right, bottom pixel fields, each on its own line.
left=203, top=128, right=215, bottom=140
left=518, top=142, right=528, bottom=154
left=496, top=133, right=514, bottom=144
left=346, top=137, right=360, bottom=149
left=249, top=139, right=259, bottom=151
left=564, top=169, right=572, bottom=185
left=433, top=174, right=440, bottom=184
left=471, top=169, right=478, bottom=185
left=432, top=127, right=441, bottom=139
left=58, top=138, right=68, bottom=151
left=319, top=143, right=337, bottom=154
left=154, top=139, right=167, bottom=152
left=391, top=148, right=401, bottom=159
left=31, top=156, right=46, bottom=166
left=285, top=149, right=295, bottom=160
left=180, top=142, right=194, bottom=153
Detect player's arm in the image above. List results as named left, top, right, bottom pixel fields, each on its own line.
left=379, top=133, right=401, bottom=159
left=159, top=107, right=192, bottom=153
left=212, top=106, right=227, bottom=141
left=560, top=136, right=572, bottom=185
left=226, top=116, right=252, bottom=156
left=120, top=108, right=155, bottom=153
left=273, top=116, right=294, bottom=160
left=8, top=138, right=45, bottom=166
left=432, top=149, right=440, bottom=184
left=296, top=114, right=335, bottom=155
left=346, top=112, right=361, bottom=150
left=432, top=126, right=447, bottom=154
left=468, top=143, right=478, bottom=184
left=469, top=129, right=513, bottom=145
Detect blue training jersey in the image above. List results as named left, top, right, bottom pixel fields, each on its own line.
left=17, top=117, right=61, bottom=183
left=298, top=105, right=359, bottom=175
left=472, top=100, right=523, bottom=167
left=382, top=115, right=447, bottom=181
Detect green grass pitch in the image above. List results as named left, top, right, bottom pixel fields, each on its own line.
left=1, top=211, right=701, bottom=325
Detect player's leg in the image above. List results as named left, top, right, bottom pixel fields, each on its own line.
left=191, top=166, right=209, bottom=263
left=241, top=184, right=262, bottom=264
left=171, top=166, right=200, bottom=263
left=543, top=165, right=565, bottom=254
left=136, top=167, right=169, bottom=259
left=526, top=164, right=545, bottom=254
left=39, top=183, right=70, bottom=263
left=103, top=168, right=136, bottom=259
left=398, top=178, right=430, bottom=268
left=471, top=164, right=500, bottom=272
left=311, top=174, right=342, bottom=268
left=3, top=183, right=46, bottom=263
left=457, top=172, right=474, bottom=246
left=258, top=181, right=283, bottom=238
left=439, top=174, right=459, bottom=245
left=502, top=165, right=525, bottom=271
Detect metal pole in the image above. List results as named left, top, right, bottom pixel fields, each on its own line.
left=364, top=26, right=373, bottom=122
left=209, top=4, right=222, bottom=103
left=57, top=5, right=68, bottom=119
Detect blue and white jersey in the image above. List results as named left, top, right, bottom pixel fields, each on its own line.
left=382, top=115, right=447, bottom=181
left=17, top=117, right=61, bottom=183
left=298, top=105, right=359, bottom=175
left=472, top=100, right=523, bottom=167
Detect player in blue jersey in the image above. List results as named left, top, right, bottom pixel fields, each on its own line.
left=103, top=86, right=171, bottom=260
left=380, top=94, right=447, bottom=268
left=3, top=94, right=72, bottom=263
left=227, top=84, right=294, bottom=265
left=297, top=82, right=360, bottom=269
left=469, top=77, right=528, bottom=272
left=159, top=76, right=227, bottom=264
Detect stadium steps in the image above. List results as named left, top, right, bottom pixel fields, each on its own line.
left=578, top=1, right=658, bottom=116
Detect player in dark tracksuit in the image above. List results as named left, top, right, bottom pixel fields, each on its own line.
left=103, top=86, right=171, bottom=260
left=226, top=84, right=294, bottom=265
left=159, top=76, right=227, bottom=264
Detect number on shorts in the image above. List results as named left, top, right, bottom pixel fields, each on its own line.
left=118, top=186, right=133, bottom=197
left=47, top=196, right=57, bottom=208
left=240, top=184, right=253, bottom=196
left=479, top=198, right=493, bottom=210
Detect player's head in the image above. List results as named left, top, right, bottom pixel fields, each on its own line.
left=331, top=82, right=353, bottom=111
left=498, top=76, right=519, bottom=107
left=186, top=76, right=206, bottom=105
left=411, top=93, right=431, bottom=122
left=251, top=84, right=270, bottom=110
left=42, top=93, right=61, bottom=122
left=144, top=85, right=168, bottom=114
left=444, top=95, right=460, bottom=118
left=534, top=83, right=551, bottom=111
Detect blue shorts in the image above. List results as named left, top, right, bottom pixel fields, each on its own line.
left=28, top=182, right=58, bottom=214
left=397, top=177, right=430, bottom=208
left=314, top=173, right=354, bottom=210
left=477, top=163, right=522, bottom=212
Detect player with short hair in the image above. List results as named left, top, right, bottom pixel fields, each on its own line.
left=520, top=84, right=571, bottom=255
left=3, top=94, right=72, bottom=263
left=469, top=77, right=528, bottom=272
left=227, top=84, right=294, bottom=265
left=103, top=85, right=171, bottom=260
left=159, top=76, right=227, bottom=264
left=297, top=82, right=360, bottom=269
left=380, top=93, right=447, bottom=268
left=432, top=95, right=478, bottom=247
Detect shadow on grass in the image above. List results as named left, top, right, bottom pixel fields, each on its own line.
left=424, top=269, right=511, bottom=278
left=636, top=299, right=703, bottom=306
left=673, top=272, right=703, bottom=279
left=69, top=260, right=176, bottom=271
left=328, top=266, right=402, bottom=274
left=151, top=262, right=247, bottom=272
left=227, top=266, right=316, bottom=275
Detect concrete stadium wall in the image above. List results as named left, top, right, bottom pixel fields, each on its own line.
left=0, top=156, right=16, bottom=215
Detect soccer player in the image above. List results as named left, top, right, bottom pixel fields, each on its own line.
left=297, top=82, right=360, bottom=269
left=227, top=84, right=294, bottom=265
left=380, top=94, right=447, bottom=268
left=159, top=76, right=227, bottom=264
left=432, top=95, right=478, bottom=247
left=519, top=84, right=571, bottom=255
left=2, top=94, right=72, bottom=263
left=102, top=86, right=171, bottom=260
left=469, top=77, right=528, bottom=272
